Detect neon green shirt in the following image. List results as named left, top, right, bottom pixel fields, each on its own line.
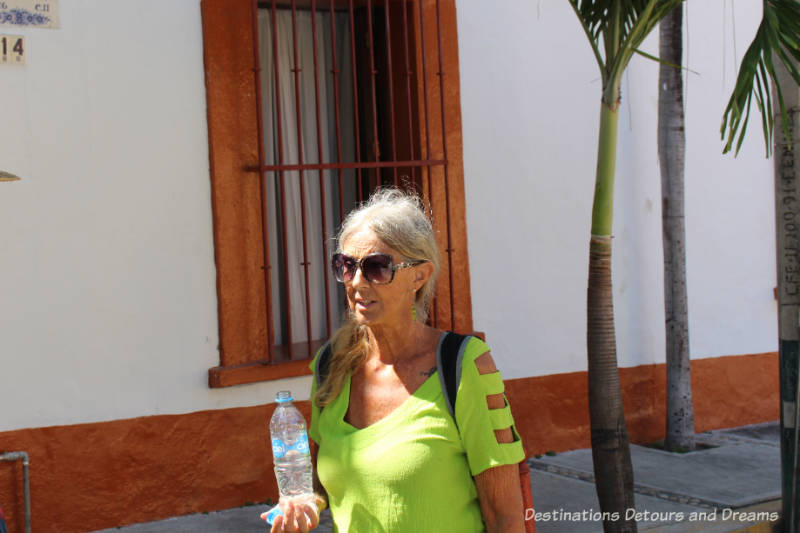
left=309, top=335, right=525, bottom=533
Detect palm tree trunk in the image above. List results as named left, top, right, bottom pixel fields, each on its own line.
left=588, top=91, right=637, bottom=533
left=658, top=5, right=695, bottom=453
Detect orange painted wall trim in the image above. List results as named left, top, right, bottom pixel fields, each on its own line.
left=505, top=351, right=779, bottom=457
left=0, top=403, right=309, bottom=533
left=201, top=0, right=268, bottom=369
left=0, top=352, right=778, bottom=533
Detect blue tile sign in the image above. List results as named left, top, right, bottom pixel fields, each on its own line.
left=0, top=1, right=59, bottom=29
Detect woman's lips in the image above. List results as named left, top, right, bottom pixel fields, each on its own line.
left=355, top=299, right=375, bottom=310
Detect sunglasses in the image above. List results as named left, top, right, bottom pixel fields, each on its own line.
left=331, top=253, right=426, bottom=285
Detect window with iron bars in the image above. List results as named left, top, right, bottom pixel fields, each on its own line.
left=202, top=0, right=474, bottom=387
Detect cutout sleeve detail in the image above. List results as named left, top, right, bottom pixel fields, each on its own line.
left=481, top=371, right=505, bottom=396
left=489, top=404, right=515, bottom=430
left=454, top=338, right=525, bottom=476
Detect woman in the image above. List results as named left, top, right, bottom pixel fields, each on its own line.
left=269, top=188, right=525, bottom=532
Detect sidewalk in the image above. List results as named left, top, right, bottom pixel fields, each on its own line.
left=92, top=422, right=781, bottom=533
left=529, top=422, right=780, bottom=532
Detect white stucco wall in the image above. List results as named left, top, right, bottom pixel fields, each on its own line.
left=0, top=0, right=313, bottom=433
left=458, top=1, right=777, bottom=379
left=0, top=0, right=778, bottom=433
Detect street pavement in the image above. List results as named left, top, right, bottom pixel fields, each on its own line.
left=92, top=422, right=781, bottom=533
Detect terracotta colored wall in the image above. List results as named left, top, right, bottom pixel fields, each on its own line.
left=0, top=353, right=778, bottom=533
left=691, top=352, right=779, bottom=432
left=201, top=0, right=268, bottom=369
left=506, top=351, right=778, bottom=457
left=0, top=402, right=308, bottom=533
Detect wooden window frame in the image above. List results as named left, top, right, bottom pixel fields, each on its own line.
left=201, top=0, right=474, bottom=388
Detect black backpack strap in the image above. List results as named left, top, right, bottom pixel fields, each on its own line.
left=314, top=341, right=333, bottom=389
left=436, top=331, right=474, bottom=426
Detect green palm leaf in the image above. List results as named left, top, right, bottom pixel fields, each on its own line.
left=722, top=0, right=800, bottom=156
left=568, top=0, right=684, bottom=102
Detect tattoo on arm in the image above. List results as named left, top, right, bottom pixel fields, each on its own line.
left=421, top=366, right=437, bottom=377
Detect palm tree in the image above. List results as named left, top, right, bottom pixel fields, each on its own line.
left=568, top=2, right=682, bottom=531
left=658, top=5, right=695, bottom=453
left=570, top=1, right=800, bottom=530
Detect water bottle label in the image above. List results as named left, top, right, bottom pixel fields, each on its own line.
left=292, top=434, right=309, bottom=454
left=271, top=438, right=286, bottom=458
left=271, top=434, right=309, bottom=458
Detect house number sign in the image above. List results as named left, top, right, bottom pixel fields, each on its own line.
left=0, top=0, right=59, bottom=29
left=0, top=34, right=23, bottom=64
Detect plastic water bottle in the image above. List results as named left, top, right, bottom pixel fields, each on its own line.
left=270, top=391, right=314, bottom=508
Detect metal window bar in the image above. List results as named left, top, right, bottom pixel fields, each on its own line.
left=365, top=0, right=380, bottom=187
left=271, top=0, right=294, bottom=356
left=347, top=0, right=364, bottom=199
left=401, top=0, right=417, bottom=186
left=254, top=159, right=444, bottom=172
left=382, top=0, right=399, bottom=186
left=253, top=0, right=449, bottom=363
left=251, top=0, right=276, bottom=352
left=288, top=0, right=315, bottom=351
left=416, top=0, right=437, bottom=326
left=435, top=0, right=454, bottom=327
left=310, top=0, right=333, bottom=337
left=328, top=0, right=346, bottom=223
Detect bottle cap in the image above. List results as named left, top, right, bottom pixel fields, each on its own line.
left=275, top=390, right=293, bottom=403
left=262, top=504, right=283, bottom=525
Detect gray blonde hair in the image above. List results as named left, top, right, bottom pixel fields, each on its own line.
left=314, top=188, right=440, bottom=407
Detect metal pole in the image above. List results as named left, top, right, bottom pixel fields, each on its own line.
left=794, top=359, right=800, bottom=533
left=773, top=51, right=800, bottom=532
left=0, top=451, right=31, bottom=533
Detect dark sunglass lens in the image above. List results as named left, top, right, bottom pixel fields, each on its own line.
left=332, top=254, right=351, bottom=282
left=363, top=254, right=393, bottom=283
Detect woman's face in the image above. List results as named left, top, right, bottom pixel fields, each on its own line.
left=339, top=227, right=422, bottom=327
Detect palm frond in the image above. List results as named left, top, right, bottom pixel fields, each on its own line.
left=722, top=0, right=800, bottom=156
left=568, top=0, right=684, bottom=92
left=608, top=0, right=682, bottom=88
left=633, top=47, right=700, bottom=75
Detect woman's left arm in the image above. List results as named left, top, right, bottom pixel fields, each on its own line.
left=474, top=463, right=525, bottom=533
left=471, top=351, right=525, bottom=533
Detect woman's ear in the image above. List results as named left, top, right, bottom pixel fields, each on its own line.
left=414, top=261, right=435, bottom=288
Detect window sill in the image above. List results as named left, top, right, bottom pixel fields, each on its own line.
left=208, top=335, right=484, bottom=388
left=208, top=359, right=313, bottom=388
left=208, top=339, right=326, bottom=388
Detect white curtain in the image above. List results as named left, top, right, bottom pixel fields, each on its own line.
left=259, top=9, right=356, bottom=347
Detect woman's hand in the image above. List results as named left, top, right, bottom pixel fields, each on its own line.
left=264, top=416, right=328, bottom=531
left=262, top=498, right=322, bottom=532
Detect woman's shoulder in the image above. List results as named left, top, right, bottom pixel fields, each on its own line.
left=432, top=330, right=496, bottom=377
left=459, top=334, right=491, bottom=362
left=454, top=335, right=504, bottom=382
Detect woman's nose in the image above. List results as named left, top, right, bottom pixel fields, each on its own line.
left=350, top=265, right=369, bottom=286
